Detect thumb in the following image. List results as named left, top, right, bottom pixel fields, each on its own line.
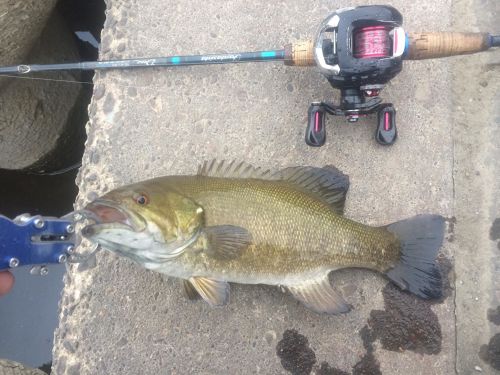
left=0, top=271, right=14, bottom=296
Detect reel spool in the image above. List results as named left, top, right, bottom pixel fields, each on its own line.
left=353, top=26, right=393, bottom=59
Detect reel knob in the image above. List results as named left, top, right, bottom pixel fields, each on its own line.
left=305, top=103, right=327, bottom=147
left=375, top=105, right=397, bottom=145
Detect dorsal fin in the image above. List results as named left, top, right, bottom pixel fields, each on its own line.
left=277, top=166, right=349, bottom=215
left=198, top=160, right=273, bottom=179
left=197, top=161, right=349, bottom=214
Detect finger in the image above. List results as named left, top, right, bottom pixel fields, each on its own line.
left=0, top=271, right=15, bottom=296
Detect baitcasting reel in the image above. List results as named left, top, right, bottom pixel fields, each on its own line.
left=306, top=6, right=403, bottom=147
left=287, top=5, right=499, bottom=147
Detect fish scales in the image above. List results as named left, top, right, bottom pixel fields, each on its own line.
left=158, top=175, right=400, bottom=284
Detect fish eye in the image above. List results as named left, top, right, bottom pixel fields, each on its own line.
left=135, top=194, right=149, bottom=205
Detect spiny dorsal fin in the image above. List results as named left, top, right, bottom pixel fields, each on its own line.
left=287, top=275, right=351, bottom=314
left=188, top=277, right=230, bottom=306
left=198, top=160, right=273, bottom=179
left=277, top=166, right=349, bottom=215
left=198, top=161, right=349, bottom=214
left=204, top=225, right=252, bottom=260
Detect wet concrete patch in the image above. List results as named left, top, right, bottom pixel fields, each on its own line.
left=445, top=216, right=456, bottom=242
left=352, top=352, right=381, bottom=375
left=276, top=330, right=316, bottom=375
left=367, top=283, right=442, bottom=355
left=276, top=328, right=381, bottom=375
left=315, top=362, right=349, bottom=375
left=490, top=218, right=500, bottom=249
left=352, top=326, right=382, bottom=375
left=363, top=256, right=451, bottom=356
left=487, top=306, right=500, bottom=326
left=490, top=218, right=500, bottom=240
left=480, top=334, right=500, bottom=370
left=436, top=255, right=454, bottom=301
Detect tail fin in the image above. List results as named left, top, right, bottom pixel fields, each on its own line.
left=385, top=215, right=445, bottom=299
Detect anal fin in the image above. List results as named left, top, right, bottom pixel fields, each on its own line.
left=189, top=277, right=230, bottom=306
left=287, top=275, right=351, bottom=314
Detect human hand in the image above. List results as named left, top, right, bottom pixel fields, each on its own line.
left=0, top=271, right=14, bottom=296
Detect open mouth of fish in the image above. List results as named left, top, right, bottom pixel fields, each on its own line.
left=57, top=201, right=149, bottom=267
left=80, top=199, right=147, bottom=236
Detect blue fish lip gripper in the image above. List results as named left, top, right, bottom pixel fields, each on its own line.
left=0, top=214, right=76, bottom=272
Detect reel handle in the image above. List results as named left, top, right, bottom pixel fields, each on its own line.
left=305, top=103, right=327, bottom=147
left=375, top=105, right=397, bottom=145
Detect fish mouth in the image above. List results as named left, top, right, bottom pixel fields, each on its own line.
left=82, top=199, right=147, bottom=236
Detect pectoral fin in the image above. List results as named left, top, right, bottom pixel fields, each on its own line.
left=188, top=277, right=230, bottom=306
left=287, top=276, right=351, bottom=314
left=204, top=225, right=252, bottom=260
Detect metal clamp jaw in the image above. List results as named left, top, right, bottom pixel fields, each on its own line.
left=0, top=214, right=76, bottom=274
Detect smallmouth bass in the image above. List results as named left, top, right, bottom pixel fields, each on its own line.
left=82, top=161, right=444, bottom=314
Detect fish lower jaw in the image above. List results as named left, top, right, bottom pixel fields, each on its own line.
left=94, top=235, right=154, bottom=251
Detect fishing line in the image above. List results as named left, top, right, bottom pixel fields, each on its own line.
left=27, top=162, right=82, bottom=176
left=0, top=73, right=180, bottom=98
left=0, top=74, right=94, bottom=86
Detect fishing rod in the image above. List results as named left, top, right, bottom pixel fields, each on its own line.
left=0, top=49, right=287, bottom=74
left=1, top=5, right=498, bottom=147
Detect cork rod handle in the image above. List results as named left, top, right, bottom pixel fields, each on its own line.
left=406, top=32, right=491, bottom=60
left=284, top=41, right=315, bottom=66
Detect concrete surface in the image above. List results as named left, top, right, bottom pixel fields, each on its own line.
left=0, top=10, right=83, bottom=170
left=51, top=0, right=498, bottom=374
left=0, top=359, right=46, bottom=375
left=452, top=0, right=500, bottom=373
left=0, top=0, right=58, bottom=72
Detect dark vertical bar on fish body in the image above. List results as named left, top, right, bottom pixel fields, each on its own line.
left=0, top=50, right=286, bottom=75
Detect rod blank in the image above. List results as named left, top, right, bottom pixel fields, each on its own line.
left=0, top=50, right=286, bottom=76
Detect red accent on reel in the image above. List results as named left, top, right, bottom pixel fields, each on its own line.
left=353, top=26, right=392, bottom=59
left=315, top=111, right=320, bottom=132
left=363, top=89, right=380, bottom=97
left=384, top=112, right=390, bottom=131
